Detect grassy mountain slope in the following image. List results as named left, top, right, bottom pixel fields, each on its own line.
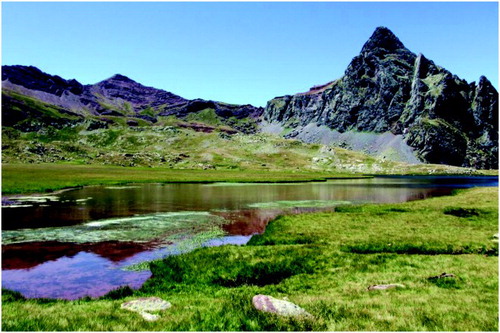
left=2, top=90, right=486, bottom=180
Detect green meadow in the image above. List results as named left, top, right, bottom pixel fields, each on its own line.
left=2, top=186, right=497, bottom=331
left=1, top=163, right=367, bottom=195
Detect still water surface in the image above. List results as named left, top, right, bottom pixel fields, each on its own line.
left=2, top=176, right=497, bottom=299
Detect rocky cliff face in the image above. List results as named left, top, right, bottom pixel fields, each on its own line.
left=2, top=65, right=264, bottom=129
left=263, top=27, right=498, bottom=169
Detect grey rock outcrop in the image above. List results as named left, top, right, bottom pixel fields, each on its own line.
left=367, top=283, right=405, bottom=291
left=263, top=27, right=498, bottom=169
left=252, top=294, right=312, bottom=317
left=121, top=297, right=171, bottom=321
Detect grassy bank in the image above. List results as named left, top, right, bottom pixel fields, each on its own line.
left=2, top=162, right=496, bottom=196
left=2, top=187, right=498, bottom=331
left=1, top=163, right=367, bottom=195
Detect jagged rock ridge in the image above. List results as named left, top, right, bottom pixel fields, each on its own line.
left=263, top=27, right=498, bottom=169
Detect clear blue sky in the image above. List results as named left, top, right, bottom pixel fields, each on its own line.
left=2, top=2, right=498, bottom=107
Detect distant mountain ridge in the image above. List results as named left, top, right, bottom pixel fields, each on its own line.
left=2, top=27, right=498, bottom=169
left=262, top=27, right=498, bottom=169
left=2, top=65, right=264, bottom=124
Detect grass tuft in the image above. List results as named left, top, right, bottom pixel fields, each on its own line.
left=427, top=277, right=462, bottom=289
left=443, top=207, right=481, bottom=218
left=2, top=289, right=26, bottom=303
left=99, top=286, right=135, bottom=300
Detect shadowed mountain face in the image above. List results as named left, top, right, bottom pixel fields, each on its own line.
left=1, top=27, right=498, bottom=169
left=2, top=65, right=264, bottom=126
left=263, top=27, right=498, bottom=169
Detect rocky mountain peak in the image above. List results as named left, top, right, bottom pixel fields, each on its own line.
left=107, top=74, right=135, bottom=83
left=478, top=75, right=494, bottom=88
left=96, top=74, right=140, bottom=88
left=361, top=26, right=407, bottom=53
left=263, top=26, right=498, bottom=169
left=89, top=73, right=189, bottom=110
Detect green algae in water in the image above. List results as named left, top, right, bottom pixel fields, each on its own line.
left=2, top=212, right=228, bottom=245
left=122, top=261, right=153, bottom=272
left=173, top=227, right=227, bottom=251
left=122, top=227, right=226, bottom=272
left=247, top=200, right=352, bottom=209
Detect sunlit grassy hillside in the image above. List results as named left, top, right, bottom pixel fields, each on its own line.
left=2, top=110, right=486, bottom=173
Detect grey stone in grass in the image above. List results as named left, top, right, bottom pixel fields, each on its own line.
left=252, top=294, right=312, bottom=317
left=367, top=283, right=405, bottom=291
left=121, top=297, right=171, bottom=321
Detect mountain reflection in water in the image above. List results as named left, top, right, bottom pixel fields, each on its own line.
left=2, top=176, right=497, bottom=299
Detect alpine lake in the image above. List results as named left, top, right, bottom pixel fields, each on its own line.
left=2, top=176, right=498, bottom=300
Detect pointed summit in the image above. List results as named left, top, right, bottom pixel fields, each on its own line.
left=96, top=74, right=141, bottom=89
left=361, top=26, right=406, bottom=53
left=107, top=74, right=136, bottom=83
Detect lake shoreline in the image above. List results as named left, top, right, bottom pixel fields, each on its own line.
left=2, top=163, right=375, bottom=196
left=2, top=185, right=498, bottom=331
left=2, top=163, right=497, bottom=196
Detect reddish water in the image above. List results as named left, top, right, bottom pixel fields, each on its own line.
left=2, top=176, right=497, bottom=299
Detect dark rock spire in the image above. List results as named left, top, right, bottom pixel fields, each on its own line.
left=263, top=26, right=498, bottom=169
left=361, top=26, right=406, bottom=53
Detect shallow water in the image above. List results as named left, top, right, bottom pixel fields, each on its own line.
left=2, top=176, right=497, bottom=299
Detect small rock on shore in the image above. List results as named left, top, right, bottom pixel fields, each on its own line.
left=252, top=294, right=312, bottom=317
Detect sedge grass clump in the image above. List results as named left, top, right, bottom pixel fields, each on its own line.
left=443, top=207, right=481, bottom=218
left=145, top=245, right=319, bottom=291
left=427, top=276, right=462, bottom=289
left=99, top=286, right=134, bottom=300
left=211, top=257, right=315, bottom=287
left=2, top=289, right=26, bottom=303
